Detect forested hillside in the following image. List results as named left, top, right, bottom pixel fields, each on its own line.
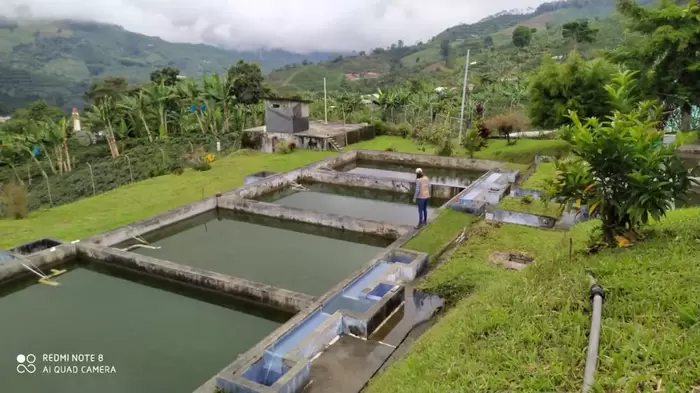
left=0, top=19, right=337, bottom=114
left=266, top=0, right=657, bottom=93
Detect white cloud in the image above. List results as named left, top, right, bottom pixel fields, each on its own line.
left=0, top=0, right=547, bottom=53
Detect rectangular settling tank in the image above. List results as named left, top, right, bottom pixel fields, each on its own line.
left=337, top=159, right=485, bottom=188
left=0, top=259, right=286, bottom=393
left=121, top=211, right=389, bottom=296
left=258, top=182, right=446, bottom=227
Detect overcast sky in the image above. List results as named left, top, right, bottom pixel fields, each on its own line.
left=1, top=0, right=547, bottom=53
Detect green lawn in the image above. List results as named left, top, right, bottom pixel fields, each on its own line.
left=498, top=195, right=564, bottom=218
left=367, top=208, right=700, bottom=392
left=349, top=136, right=570, bottom=166
left=522, top=162, right=557, bottom=190
left=0, top=150, right=333, bottom=248
left=402, top=209, right=479, bottom=264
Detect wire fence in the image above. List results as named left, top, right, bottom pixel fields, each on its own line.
left=1, top=132, right=243, bottom=213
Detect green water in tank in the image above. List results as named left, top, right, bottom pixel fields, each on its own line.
left=128, top=212, right=389, bottom=296
left=0, top=262, right=286, bottom=393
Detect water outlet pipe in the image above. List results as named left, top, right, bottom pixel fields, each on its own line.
left=582, top=269, right=605, bottom=393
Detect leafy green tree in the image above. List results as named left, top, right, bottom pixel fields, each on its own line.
left=528, top=52, right=616, bottom=129
left=562, top=19, right=598, bottom=49
left=612, top=0, right=700, bottom=131
left=483, top=35, right=494, bottom=48
left=227, top=60, right=267, bottom=106
left=228, top=60, right=269, bottom=128
left=84, top=77, right=134, bottom=106
left=512, top=26, right=533, bottom=48
left=439, top=39, right=451, bottom=59
left=150, top=67, right=181, bottom=87
left=545, top=73, right=697, bottom=244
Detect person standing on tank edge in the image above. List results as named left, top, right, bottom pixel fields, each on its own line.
left=413, top=168, right=431, bottom=228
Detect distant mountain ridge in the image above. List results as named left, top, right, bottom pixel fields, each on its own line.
left=0, top=18, right=340, bottom=114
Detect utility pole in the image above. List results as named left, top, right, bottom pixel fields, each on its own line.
left=458, top=49, right=471, bottom=145
left=323, top=77, right=328, bottom=124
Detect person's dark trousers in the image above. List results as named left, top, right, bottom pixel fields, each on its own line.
left=417, top=198, right=429, bottom=225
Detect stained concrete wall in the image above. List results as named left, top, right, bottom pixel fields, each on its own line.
left=343, top=286, right=404, bottom=338
left=87, top=197, right=217, bottom=247
left=485, top=209, right=556, bottom=228
left=77, top=243, right=315, bottom=313
left=290, top=312, right=343, bottom=359
left=355, top=150, right=507, bottom=171
left=221, top=151, right=358, bottom=201
left=218, top=199, right=410, bottom=240
left=0, top=243, right=77, bottom=285
left=303, top=170, right=462, bottom=200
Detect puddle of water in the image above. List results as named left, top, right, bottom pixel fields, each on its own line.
left=259, top=182, right=446, bottom=227
left=337, top=160, right=485, bottom=188
left=0, top=259, right=285, bottom=393
left=369, top=286, right=445, bottom=346
left=118, top=211, right=388, bottom=296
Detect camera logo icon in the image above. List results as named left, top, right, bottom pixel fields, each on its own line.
left=16, top=354, right=36, bottom=374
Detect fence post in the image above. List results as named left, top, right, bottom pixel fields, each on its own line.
left=124, top=155, right=134, bottom=183
left=87, top=162, right=96, bottom=196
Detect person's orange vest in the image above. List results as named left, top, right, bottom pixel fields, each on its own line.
left=417, top=177, right=430, bottom=199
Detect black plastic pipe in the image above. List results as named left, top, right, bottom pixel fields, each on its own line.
left=582, top=269, right=605, bottom=393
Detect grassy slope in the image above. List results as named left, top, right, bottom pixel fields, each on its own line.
left=0, top=150, right=333, bottom=248
left=498, top=195, right=563, bottom=218
left=403, top=210, right=479, bottom=264
left=522, top=161, right=556, bottom=190
left=368, top=208, right=700, bottom=392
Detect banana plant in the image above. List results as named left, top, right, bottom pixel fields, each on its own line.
left=144, top=82, right=176, bottom=139
left=118, top=90, right=153, bottom=142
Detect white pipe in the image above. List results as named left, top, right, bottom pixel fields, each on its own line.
left=121, top=244, right=161, bottom=252
left=21, top=263, right=47, bottom=278
left=323, top=77, right=328, bottom=124
left=458, top=49, right=471, bottom=145
left=582, top=271, right=605, bottom=393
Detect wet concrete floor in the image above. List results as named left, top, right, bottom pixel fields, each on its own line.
left=304, top=287, right=444, bottom=393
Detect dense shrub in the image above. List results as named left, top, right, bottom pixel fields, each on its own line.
left=371, top=120, right=410, bottom=137
left=192, top=161, right=212, bottom=171
left=1, top=181, right=29, bottom=219
left=275, top=140, right=292, bottom=154
left=397, top=122, right=411, bottom=138
left=170, top=162, right=184, bottom=175
left=484, top=112, right=529, bottom=145
left=287, top=141, right=296, bottom=151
